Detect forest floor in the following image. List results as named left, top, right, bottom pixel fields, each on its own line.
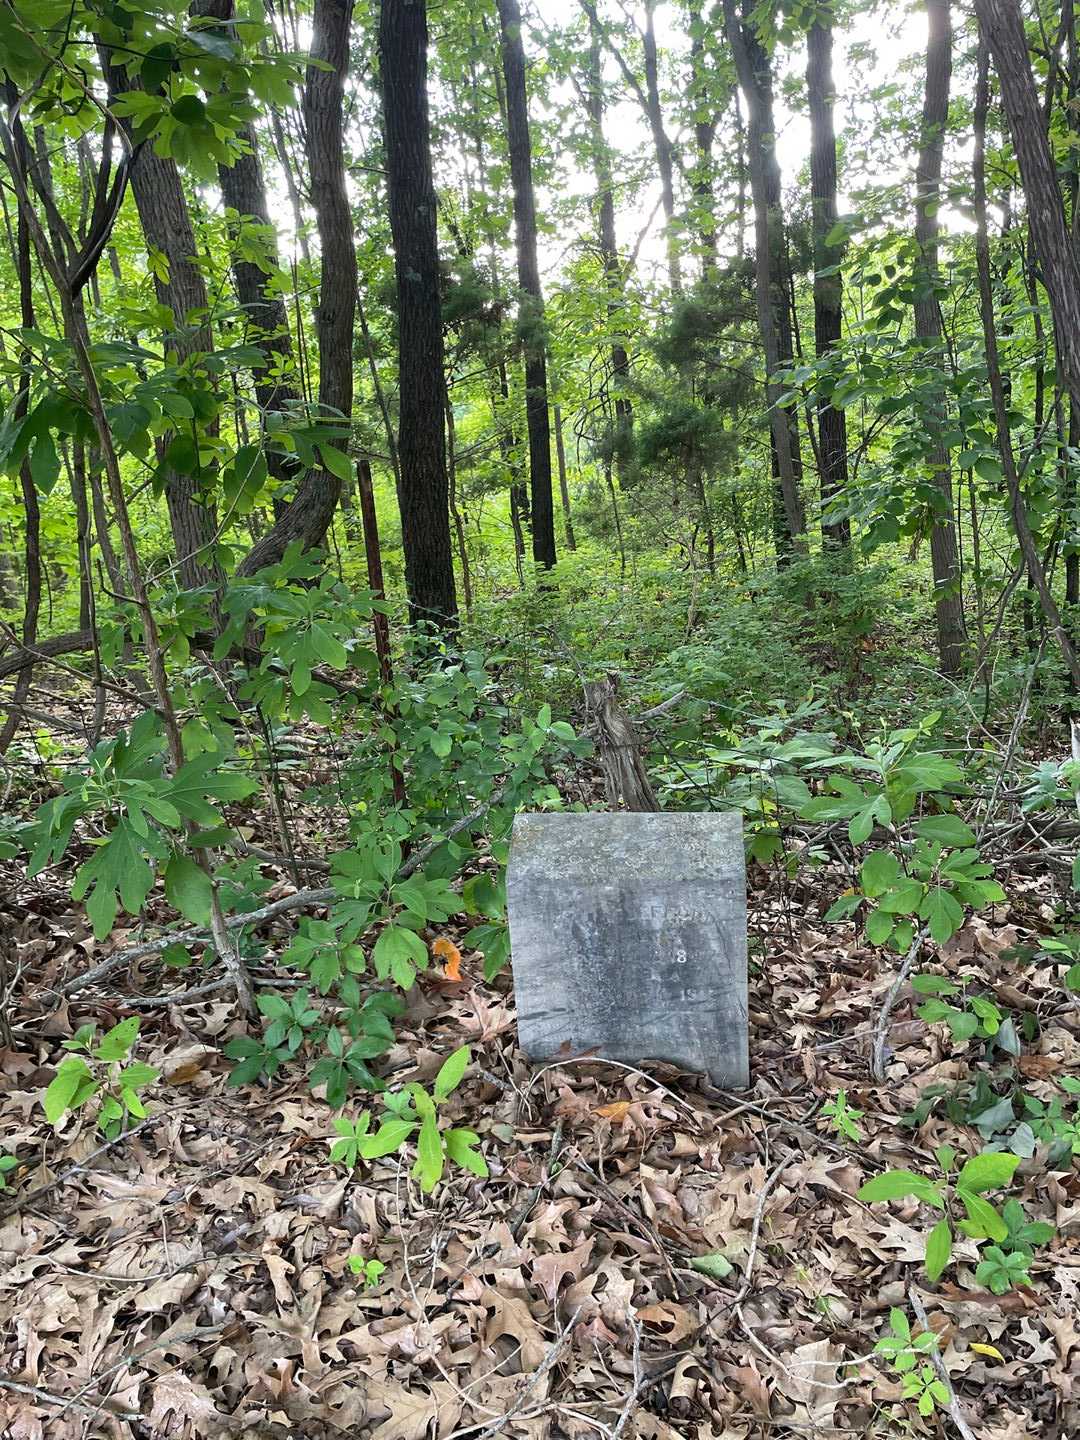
left=1, top=810, right=1078, bottom=1439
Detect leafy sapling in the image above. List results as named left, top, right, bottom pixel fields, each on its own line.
left=821, top=1090, right=863, bottom=1141
left=327, top=1045, right=488, bottom=1192
left=347, top=1255, right=386, bottom=1289
left=875, top=1307, right=948, bottom=1417
left=43, top=1018, right=160, bottom=1138
left=858, top=1146, right=1021, bottom=1284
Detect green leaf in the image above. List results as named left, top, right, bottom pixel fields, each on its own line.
left=434, top=1045, right=470, bottom=1102
left=44, top=1057, right=93, bottom=1125
left=865, top=906, right=895, bottom=946
left=958, top=1192, right=1007, bottom=1242
left=858, top=1169, right=945, bottom=1207
left=164, top=851, right=213, bottom=926
left=444, top=1126, right=488, bottom=1177
left=860, top=850, right=901, bottom=897
left=914, top=815, right=976, bottom=847
left=309, top=624, right=348, bottom=669
left=918, top=886, right=965, bottom=943
left=689, top=1251, right=734, bottom=1279
left=372, top=926, right=428, bottom=987
left=360, top=1119, right=415, bottom=1159
left=319, top=444, right=354, bottom=482
left=95, top=1016, right=140, bottom=1062
left=956, top=1151, right=1020, bottom=1194
left=925, top=1218, right=952, bottom=1282
left=413, top=1111, right=444, bottom=1192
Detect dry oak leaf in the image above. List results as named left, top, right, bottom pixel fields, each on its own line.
left=483, top=1287, right=548, bottom=1370
left=772, top=1338, right=841, bottom=1430
left=635, top=1300, right=699, bottom=1345
left=531, top=1236, right=595, bottom=1303
left=366, top=1378, right=436, bottom=1440
left=148, top=1373, right=228, bottom=1435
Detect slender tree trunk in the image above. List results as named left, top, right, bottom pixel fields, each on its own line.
left=0, top=101, right=39, bottom=756
left=723, top=0, right=806, bottom=554
left=497, top=0, right=557, bottom=570
left=806, top=12, right=851, bottom=550
left=913, top=0, right=965, bottom=674
left=553, top=403, right=576, bottom=551
left=380, top=0, right=458, bottom=628
left=106, top=63, right=224, bottom=592
left=583, top=27, right=633, bottom=457
left=688, top=6, right=720, bottom=283
left=239, top=0, right=356, bottom=575
left=972, top=39, right=1080, bottom=686
left=642, top=1, right=682, bottom=295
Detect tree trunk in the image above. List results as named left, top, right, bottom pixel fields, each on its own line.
left=107, top=63, right=224, bottom=592
left=553, top=402, right=576, bottom=551
left=914, top=0, right=964, bottom=674
left=689, top=7, right=720, bottom=284
left=238, top=0, right=357, bottom=576
left=497, top=0, right=557, bottom=571
left=642, top=1, right=682, bottom=295
left=583, top=26, right=633, bottom=460
left=806, top=13, right=851, bottom=550
left=972, top=39, right=1080, bottom=687
left=722, top=0, right=806, bottom=554
left=380, top=0, right=458, bottom=629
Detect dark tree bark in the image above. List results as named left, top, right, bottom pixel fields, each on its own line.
left=806, top=11, right=851, bottom=550
left=722, top=0, right=806, bottom=554
left=913, top=0, right=964, bottom=674
left=380, top=0, right=458, bottom=629
left=977, top=0, right=1080, bottom=415
left=107, top=62, right=224, bottom=592
left=0, top=97, right=40, bottom=756
left=972, top=39, right=1080, bottom=687
left=497, top=0, right=557, bottom=571
left=239, top=0, right=357, bottom=576
left=197, top=0, right=302, bottom=517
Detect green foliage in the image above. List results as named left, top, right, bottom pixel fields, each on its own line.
left=874, top=1308, right=948, bottom=1417
left=820, top=1090, right=863, bottom=1142
left=43, top=1019, right=159, bottom=1139
left=857, top=1145, right=1038, bottom=1286
left=0, top=1154, right=21, bottom=1191
left=347, top=1255, right=386, bottom=1289
left=327, top=1046, right=487, bottom=1193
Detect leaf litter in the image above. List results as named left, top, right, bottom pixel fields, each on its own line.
left=0, top=855, right=1078, bottom=1438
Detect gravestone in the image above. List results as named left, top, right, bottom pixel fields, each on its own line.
left=507, top=812, right=748, bottom=1086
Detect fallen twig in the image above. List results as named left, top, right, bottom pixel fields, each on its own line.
left=0, top=1375, right=140, bottom=1424
left=909, top=1289, right=981, bottom=1440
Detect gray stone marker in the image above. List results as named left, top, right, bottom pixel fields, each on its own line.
left=507, top=812, right=748, bottom=1086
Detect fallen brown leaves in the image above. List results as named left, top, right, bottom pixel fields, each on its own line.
left=1, top=864, right=1078, bottom=1439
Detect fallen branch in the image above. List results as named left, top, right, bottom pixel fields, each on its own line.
left=0, top=1375, right=140, bottom=1425
left=62, top=788, right=505, bottom=997
left=909, top=1289, right=980, bottom=1440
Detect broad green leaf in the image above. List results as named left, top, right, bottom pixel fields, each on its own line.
left=96, top=1016, right=140, bottom=1062
left=413, top=1111, right=444, bottom=1192
left=914, top=815, right=976, bottom=847
left=925, top=1218, right=952, bottom=1281
left=164, top=851, right=213, bottom=926
left=918, top=886, right=964, bottom=943
left=360, top=1119, right=415, bottom=1159
left=44, top=1057, right=93, bottom=1125
left=958, top=1191, right=1007, bottom=1242
left=373, top=925, right=427, bottom=986
left=690, top=1251, right=734, bottom=1279
left=858, top=1169, right=944, bottom=1207
left=434, top=1045, right=470, bottom=1102
left=956, top=1151, right=1020, bottom=1194
left=860, top=850, right=901, bottom=897
left=444, top=1126, right=488, bottom=1177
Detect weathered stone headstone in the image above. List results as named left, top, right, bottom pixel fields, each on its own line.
left=507, top=812, right=748, bottom=1086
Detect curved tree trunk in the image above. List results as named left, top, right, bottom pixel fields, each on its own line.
left=380, top=0, right=458, bottom=629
